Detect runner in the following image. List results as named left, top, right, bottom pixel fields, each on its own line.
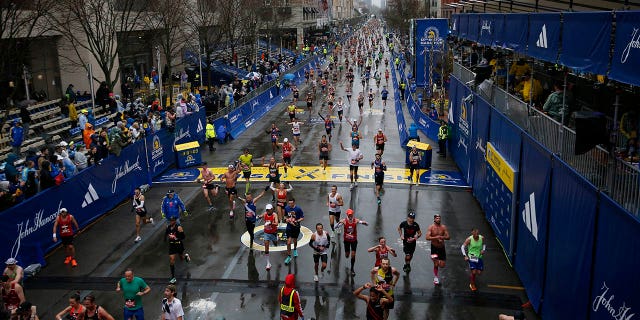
left=336, top=97, right=345, bottom=121
left=259, top=204, right=279, bottom=270
left=306, top=92, right=313, bottom=113
left=52, top=208, right=80, bottom=267
left=238, top=148, right=254, bottom=194
left=261, top=156, right=287, bottom=202
left=461, top=228, right=486, bottom=291
left=279, top=274, right=304, bottom=320
left=368, top=88, right=375, bottom=110
left=425, top=214, right=450, bottom=285
left=221, top=164, right=241, bottom=218
left=166, top=216, right=191, bottom=284
left=270, top=182, right=293, bottom=222
left=398, top=211, right=422, bottom=273
left=384, top=69, right=389, bottom=84
left=326, top=185, right=344, bottom=241
left=237, top=190, right=266, bottom=248
left=353, top=282, right=394, bottom=320
left=357, top=92, right=365, bottom=114
left=83, top=295, right=115, bottom=320
left=286, top=101, right=297, bottom=122
left=310, top=223, right=330, bottom=282
left=292, top=85, right=299, bottom=103
left=336, top=209, right=369, bottom=276
left=374, top=128, right=388, bottom=156
left=283, top=198, right=304, bottom=265
left=367, top=237, right=397, bottom=268
left=267, top=123, right=282, bottom=155
left=161, top=285, right=184, bottom=320
left=380, top=86, right=389, bottom=109
left=1, top=275, right=25, bottom=312
left=15, top=301, right=39, bottom=320
left=116, top=268, right=151, bottom=320
left=54, top=293, right=85, bottom=320
left=317, top=134, right=332, bottom=173
left=370, top=258, right=400, bottom=319
left=3, top=258, right=24, bottom=286
left=161, top=190, right=188, bottom=222
left=199, top=164, right=220, bottom=211
left=133, top=187, right=154, bottom=243
left=371, top=153, right=387, bottom=205
left=288, top=118, right=305, bottom=146
left=278, top=138, right=296, bottom=177
left=408, top=146, right=422, bottom=185
left=340, top=141, right=364, bottom=190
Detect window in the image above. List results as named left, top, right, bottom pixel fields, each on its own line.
left=264, top=0, right=271, bottom=5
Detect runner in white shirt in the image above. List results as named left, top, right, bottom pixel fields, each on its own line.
left=161, top=285, right=184, bottom=320
left=288, top=118, right=305, bottom=146
left=336, top=97, right=345, bottom=122
left=311, top=223, right=331, bottom=282
left=327, top=185, right=344, bottom=240
left=340, top=141, right=364, bottom=190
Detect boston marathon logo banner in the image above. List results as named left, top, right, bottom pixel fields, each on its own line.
left=414, top=18, right=449, bottom=88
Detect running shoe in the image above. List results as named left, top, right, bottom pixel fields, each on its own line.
left=314, top=274, right=319, bottom=282
left=185, top=253, right=191, bottom=263
left=349, top=183, right=354, bottom=190
left=284, top=173, right=288, bottom=178
left=469, top=283, right=477, bottom=291
left=208, top=205, right=215, bottom=212
left=406, top=264, right=411, bottom=273
left=71, top=259, right=78, bottom=267
left=323, top=169, right=326, bottom=174
left=434, top=277, right=440, bottom=285
left=284, top=255, right=292, bottom=265
left=293, top=249, right=298, bottom=257
left=135, top=236, right=142, bottom=243
left=232, top=200, right=236, bottom=210
left=64, top=256, right=72, bottom=264
left=229, top=211, right=234, bottom=218
left=351, top=270, right=356, bottom=276
left=149, top=218, right=154, bottom=224
left=170, top=278, right=177, bottom=284
left=266, top=262, right=272, bottom=271
left=354, top=181, right=358, bottom=187
left=377, top=197, right=381, bottom=205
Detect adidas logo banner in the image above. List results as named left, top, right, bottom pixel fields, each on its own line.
left=527, top=13, right=561, bottom=62
left=82, top=183, right=99, bottom=208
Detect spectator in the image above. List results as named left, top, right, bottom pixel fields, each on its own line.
left=151, top=112, right=163, bottom=132
left=543, top=80, right=573, bottom=123
left=61, top=153, right=77, bottom=178
left=109, top=127, right=129, bottom=157
left=216, top=124, right=229, bottom=144
left=73, top=145, right=88, bottom=170
left=509, top=58, right=531, bottom=82
left=83, top=123, right=95, bottom=149
left=23, top=171, right=37, bottom=199
left=65, top=84, right=76, bottom=102
left=87, top=146, right=101, bottom=166
left=165, top=107, right=176, bottom=133
left=39, top=160, right=56, bottom=190
left=95, top=81, right=111, bottom=107
left=36, top=147, right=49, bottom=170
left=7, top=174, right=25, bottom=205
left=9, top=120, right=24, bottom=155
left=15, top=301, right=39, bottom=320
left=87, top=108, right=96, bottom=127
left=3, top=153, right=19, bottom=183
left=517, top=72, right=543, bottom=105
left=19, top=105, right=31, bottom=139
left=130, top=122, right=142, bottom=141
left=20, top=161, right=35, bottom=184
left=68, top=100, right=78, bottom=128
left=622, top=138, right=638, bottom=161
left=78, top=110, right=88, bottom=133
left=429, top=107, right=439, bottom=121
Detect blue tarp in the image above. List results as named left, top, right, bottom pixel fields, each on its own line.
left=527, top=13, right=561, bottom=63
left=610, top=11, right=640, bottom=86
left=560, top=12, right=612, bottom=75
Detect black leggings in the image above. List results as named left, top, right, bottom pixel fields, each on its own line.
left=246, top=221, right=255, bottom=241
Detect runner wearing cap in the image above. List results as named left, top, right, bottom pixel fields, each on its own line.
left=398, top=211, right=422, bottom=273
left=425, top=214, right=450, bottom=285
left=259, top=204, right=279, bottom=270
left=221, top=163, right=241, bottom=218
left=336, top=209, right=369, bottom=276
left=3, top=258, right=24, bottom=285
left=238, top=148, right=254, bottom=194
left=161, top=190, right=187, bottom=222
left=374, top=128, right=387, bottom=156
left=237, top=190, right=267, bottom=248
left=461, top=228, right=486, bottom=291
left=278, top=138, right=296, bottom=177
left=52, top=208, right=80, bottom=267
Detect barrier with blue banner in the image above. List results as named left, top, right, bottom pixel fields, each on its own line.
left=502, top=13, right=528, bottom=53
left=470, top=93, right=491, bottom=195
left=467, top=14, right=479, bottom=42
left=489, top=108, right=522, bottom=170
left=527, top=13, right=561, bottom=62
left=459, top=14, right=468, bottom=38
left=477, top=14, right=495, bottom=46
left=515, top=134, right=552, bottom=312
left=391, top=62, right=409, bottom=146
left=560, top=12, right=611, bottom=75
left=451, top=14, right=460, bottom=36
left=610, top=11, right=640, bottom=87
left=414, top=18, right=448, bottom=87
left=449, top=76, right=472, bottom=182
left=589, top=194, right=640, bottom=320
left=491, top=14, right=505, bottom=48
left=542, top=157, right=598, bottom=320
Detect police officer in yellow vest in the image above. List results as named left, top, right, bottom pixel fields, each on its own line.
left=279, top=274, right=304, bottom=320
left=437, top=120, right=449, bottom=158
left=205, top=120, right=216, bottom=151
left=399, top=81, right=406, bottom=100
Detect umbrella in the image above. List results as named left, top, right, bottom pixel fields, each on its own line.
left=245, top=72, right=261, bottom=80
left=282, top=73, right=295, bottom=81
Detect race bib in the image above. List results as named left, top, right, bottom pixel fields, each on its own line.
left=469, top=257, right=479, bottom=263
left=431, top=254, right=439, bottom=259
left=125, top=299, right=136, bottom=308
left=330, top=203, right=337, bottom=208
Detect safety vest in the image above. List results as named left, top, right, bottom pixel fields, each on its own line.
left=205, top=123, right=216, bottom=139
left=438, top=125, right=449, bottom=140
left=280, top=287, right=296, bottom=314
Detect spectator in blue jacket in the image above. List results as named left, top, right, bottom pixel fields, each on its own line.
left=10, top=120, right=24, bottom=155
left=161, top=189, right=187, bottom=222
left=216, top=124, right=229, bottom=144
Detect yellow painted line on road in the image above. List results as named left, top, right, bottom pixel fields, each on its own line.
left=199, top=166, right=425, bottom=184
left=487, top=284, right=526, bottom=291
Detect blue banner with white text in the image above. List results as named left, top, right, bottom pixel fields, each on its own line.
left=477, top=14, right=496, bottom=46
left=414, top=18, right=449, bottom=87
left=489, top=108, right=522, bottom=170
left=560, top=12, right=612, bottom=75
left=470, top=93, right=491, bottom=193
left=542, top=157, right=598, bottom=320
left=449, top=76, right=472, bottom=182
left=514, top=134, right=552, bottom=312
left=610, top=11, right=640, bottom=87
left=527, top=13, right=561, bottom=63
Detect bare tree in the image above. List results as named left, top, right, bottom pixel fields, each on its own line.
left=49, top=0, right=146, bottom=90
left=0, top=0, right=57, bottom=103
left=258, top=0, right=293, bottom=61
left=382, top=0, right=427, bottom=34
left=185, top=0, right=225, bottom=88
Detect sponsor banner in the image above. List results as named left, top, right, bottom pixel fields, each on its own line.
left=471, top=93, right=491, bottom=195
left=527, top=13, right=561, bottom=63
left=477, top=14, right=497, bottom=46
left=610, top=11, right=640, bottom=87
left=514, top=134, right=552, bottom=312
left=502, top=13, right=528, bottom=53
left=391, top=61, right=409, bottom=145
left=485, top=142, right=515, bottom=193
left=560, top=12, right=612, bottom=75
left=418, top=170, right=470, bottom=187
left=147, top=130, right=174, bottom=177
left=155, top=168, right=202, bottom=183
left=174, top=109, right=206, bottom=146
left=414, top=18, right=448, bottom=87
left=450, top=76, right=472, bottom=182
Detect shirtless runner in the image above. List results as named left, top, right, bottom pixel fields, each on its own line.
left=221, top=164, right=241, bottom=218
left=425, top=214, right=450, bottom=285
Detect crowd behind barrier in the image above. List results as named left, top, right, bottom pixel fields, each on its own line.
left=446, top=74, right=640, bottom=319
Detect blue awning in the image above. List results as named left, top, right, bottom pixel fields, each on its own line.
left=560, top=11, right=611, bottom=75
left=610, top=11, right=640, bottom=86
left=527, top=13, right=561, bottom=63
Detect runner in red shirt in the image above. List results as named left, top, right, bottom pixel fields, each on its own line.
left=337, top=209, right=369, bottom=276
left=367, top=237, right=397, bottom=268
left=259, top=204, right=279, bottom=271
left=52, top=208, right=80, bottom=267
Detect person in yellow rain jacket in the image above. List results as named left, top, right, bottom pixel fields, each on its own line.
left=205, top=120, right=216, bottom=151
